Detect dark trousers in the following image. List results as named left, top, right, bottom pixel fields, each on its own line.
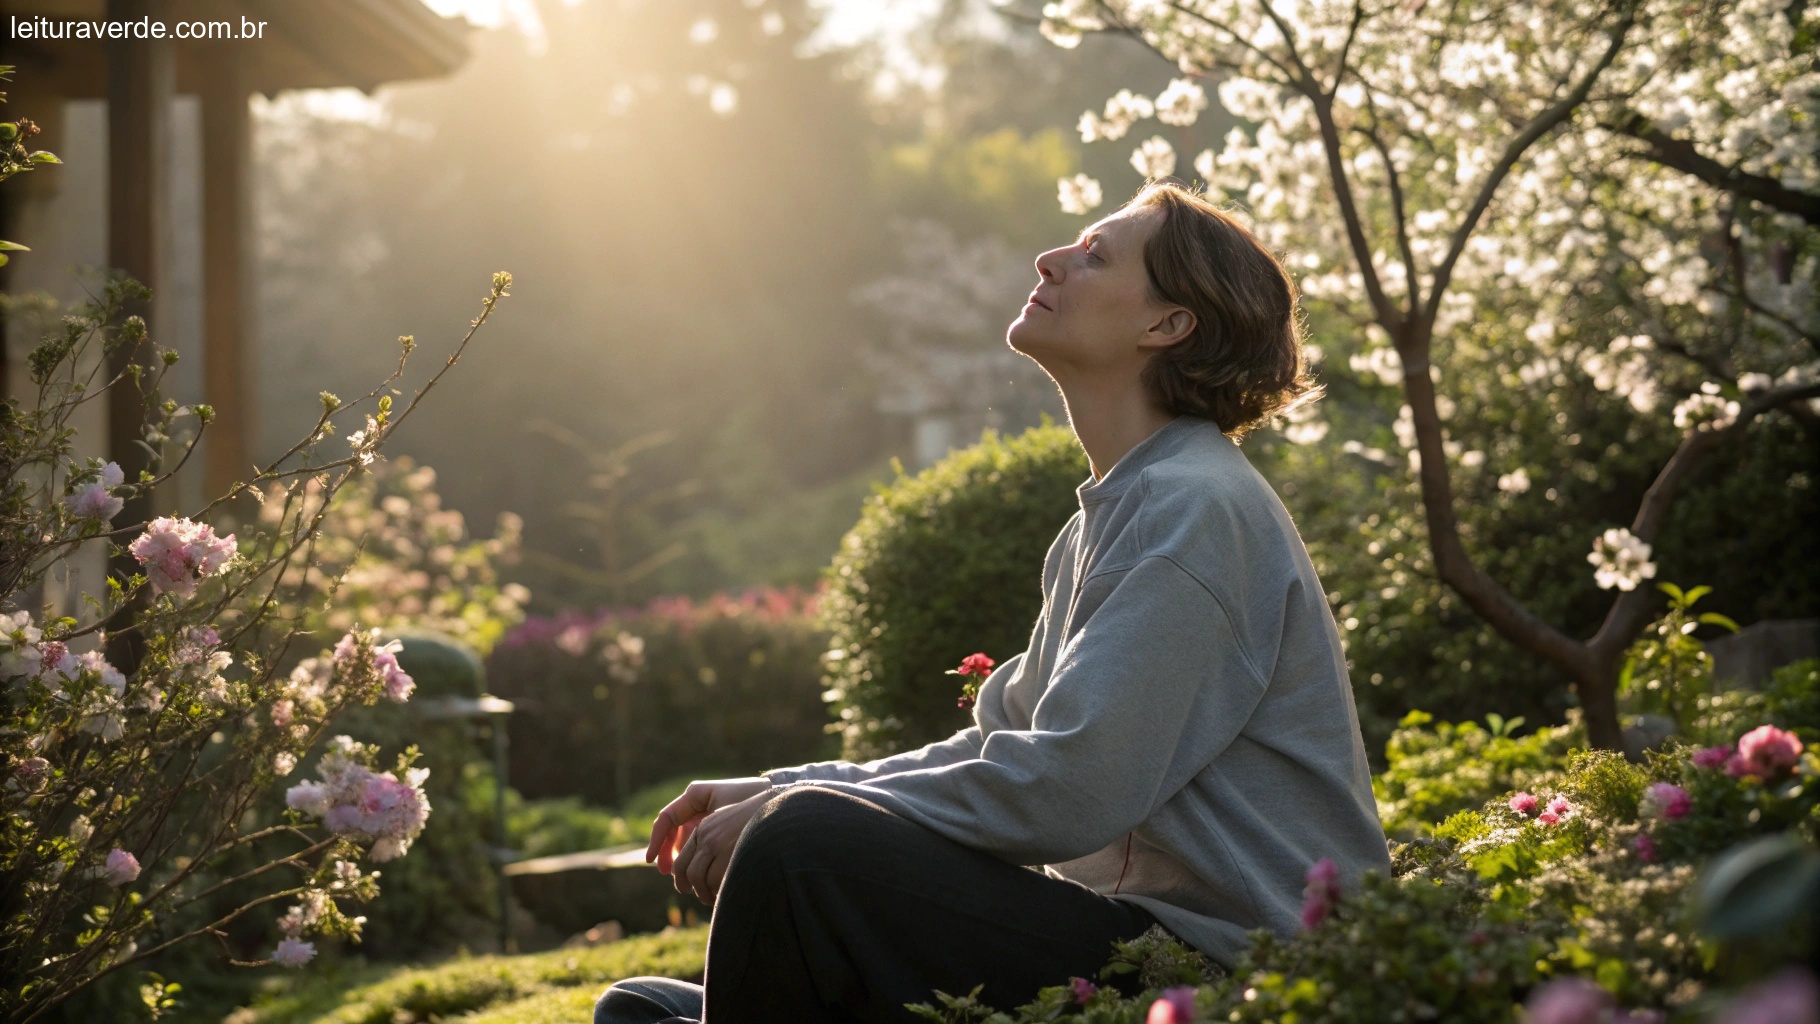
left=594, top=785, right=1159, bottom=1024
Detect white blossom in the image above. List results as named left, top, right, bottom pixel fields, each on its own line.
left=1671, top=382, right=1740, bottom=430
left=1587, top=528, right=1657, bottom=592
left=1057, top=173, right=1103, bottom=215
left=1130, top=136, right=1176, bottom=180
left=1155, top=78, right=1209, bottom=126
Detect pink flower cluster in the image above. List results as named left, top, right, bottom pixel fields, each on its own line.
left=1300, top=856, right=1341, bottom=929
left=128, top=517, right=237, bottom=599
left=284, top=737, right=430, bottom=862
left=498, top=582, right=825, bottom=649
left=65, top=462, right=125, bottom=523
left=333, top=630, right=414, bottom=702
left=1510, top=792, right=1576, bottom=825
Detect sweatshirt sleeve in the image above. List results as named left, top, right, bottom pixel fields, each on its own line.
left=780, top=556, right=1270, bottom=866
left=758, top=650, right=1028, bottom=786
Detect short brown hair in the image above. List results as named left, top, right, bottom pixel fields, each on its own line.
left=1129, top=181, right=1318, bottom=437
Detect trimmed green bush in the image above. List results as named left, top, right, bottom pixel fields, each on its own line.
left=819, top=415, right=1089, bottom=760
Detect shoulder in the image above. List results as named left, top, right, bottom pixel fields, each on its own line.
left=1133, top=428, right=1306, bottom=587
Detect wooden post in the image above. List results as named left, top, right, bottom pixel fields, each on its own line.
left=198, top=45, right=254, bottom=499
left=106, top=0, right=172, bottom=669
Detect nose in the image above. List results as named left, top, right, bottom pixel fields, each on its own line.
left=1034, top=244, right=1067, bottom=283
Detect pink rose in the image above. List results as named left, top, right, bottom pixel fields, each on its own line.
left=1730, top=726, right=1804, bottom=779
left=1638, top=782, right=1691, bottom=821
left=1509, top=791, right=1539, bottom=815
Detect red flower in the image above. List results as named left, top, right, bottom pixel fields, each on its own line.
left=957, top=652, right=995, bottom=677
left=947, top=652, right=995, bottom=711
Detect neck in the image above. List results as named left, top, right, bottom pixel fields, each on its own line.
left=1054, top=375, right=1178, bottom=482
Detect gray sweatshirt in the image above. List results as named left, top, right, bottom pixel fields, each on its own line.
left=760, top=413, right=1391, bottom=968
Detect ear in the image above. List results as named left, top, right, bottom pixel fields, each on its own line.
left=1142, top=306, right=1196, bottom=350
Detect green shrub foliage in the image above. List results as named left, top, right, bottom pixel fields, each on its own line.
left=818, top=416, right=1089, bottom=760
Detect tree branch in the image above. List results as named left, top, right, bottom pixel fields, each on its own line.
left=1607, top=111, right=1820, bottom=227
left=1588, top=380, right=1820, bottom=658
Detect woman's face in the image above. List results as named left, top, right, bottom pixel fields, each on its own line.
left=1006, top=204, right=1193, bottom=376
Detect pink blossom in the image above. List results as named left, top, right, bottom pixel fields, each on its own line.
left=1070, top=977, right=1097, bottom=1005
left=1638, top=782, right=1692, bottom=821
left=1509, top=791, right=1538, bottom=815
left=1692, top=745, right=1732, bottom=769
left=285, top=780, right=330, bottom=818
left=1538, top=795, right=1574, bottom=825
left=103, top=848, right=141, bottom=886
left=272, top=938, right=316, bottom=968
left=1631, top=833, right=1658, bottom=863
left=322, top=804, right=365, bottom=834
left=1716, top=967, right=1820, bottom=1024
left=272, top=699, right=294, bottom=729
left=128, top=517, right=237, bottom=599
left=1146, top=985, right=1197, bottom=1024
left=1526, top=977, right=1612, bottom=1024
left=1729, top=726, right=1804, bottom=780
left=332, top=631, right=364, bottom=664
left=65, top=462, right=124, bottom=522
left=372, top=643, right=414, bottom=703
left=172, top=626, right=220, bottom=666
left=1300, top=856, right=1341, bottom=929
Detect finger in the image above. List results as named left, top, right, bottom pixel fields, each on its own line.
left=646, top=808, right=675, bottom=868
left=672, top=829, right=698, bottom=897
left=705, top=843, right=732, bottom=905
left=647, top=787, right=708, bottom=865
left=685, top=830, right=717, bottom=905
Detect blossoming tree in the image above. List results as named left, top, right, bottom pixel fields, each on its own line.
left=1018, top=0, right=1819, bottom=748
left=0, top=90, right=513, bottom=1015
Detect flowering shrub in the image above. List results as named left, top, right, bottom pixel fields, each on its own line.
left=0, top=130, right=511, bottom=1020
left=488, top=585, right=833, bottom=806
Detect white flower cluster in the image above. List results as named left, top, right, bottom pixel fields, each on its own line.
left=1, top=610, right=137, bottom=740
left=1057, top=173, right=1103, bottom=215
left=1671, top=382, right=1740, bottom=431
left=1076, top=88, right=1154, bottom=143
left=1130, top=136, right=1176, bottom=179
left=1587, top=527, right=1658, bottom=592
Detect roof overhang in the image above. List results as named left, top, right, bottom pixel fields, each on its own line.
left=0, top=0, right=471, bottom=98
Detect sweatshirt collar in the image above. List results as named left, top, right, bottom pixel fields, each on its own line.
left=1075, top=414, right=1203, bottom=508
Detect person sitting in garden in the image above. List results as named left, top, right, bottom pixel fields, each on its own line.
left=593, top=180, right=1392, bottom=1024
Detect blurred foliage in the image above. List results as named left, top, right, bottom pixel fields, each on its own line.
left=817, top=416, right=1087, bottom=761
left=263, top=457, right=528, bottom=656
left=487, top=587, right=835, bottom=805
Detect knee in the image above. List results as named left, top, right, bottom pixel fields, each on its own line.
left=593, top=976, right=695, bottom=1024
left=737, top=785, right=876, bottom=866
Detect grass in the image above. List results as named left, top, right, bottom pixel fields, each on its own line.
left=224, top=926, right=707, bottom=1024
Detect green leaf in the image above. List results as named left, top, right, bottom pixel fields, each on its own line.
left=28, top=150, right=59, bottom=164
left=1695, top=833, right=1820, bottom=940
left=1684, top=585, right=1712, bottom=605
left=0, top=240, right=28, bottom=251
left=1698, top=612, right=1741, bottom=633
left=1658, top=581, right=1685, bottom=602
